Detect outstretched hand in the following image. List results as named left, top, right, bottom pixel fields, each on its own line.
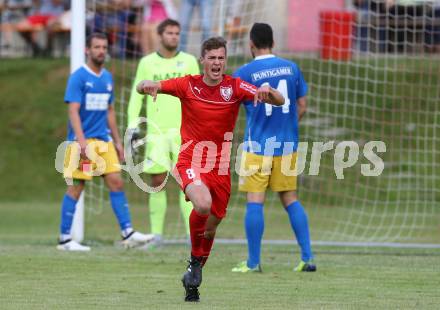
left=136, top=80, right=159, bottom=102
left=253, top=85, right=272, bottom=107
left=253, top=84, right=284, bottom=107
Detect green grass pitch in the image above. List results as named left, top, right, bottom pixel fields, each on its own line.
left=1, top=58, right=439, bottom=308
left=1, top=203, right=440, bottom=309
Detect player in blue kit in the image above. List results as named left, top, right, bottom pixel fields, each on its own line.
left=231, top=23, right=316, bottom=272
left=57, top=33, right=154, bottom=251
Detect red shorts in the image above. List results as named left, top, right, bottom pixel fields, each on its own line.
left=174, top=162, right=231, bottom=219
left=27, top=15, right=55, bottom=26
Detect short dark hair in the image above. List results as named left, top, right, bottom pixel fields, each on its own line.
left=200, top=36, right=227, bottom=57
left=86, top=32, right=108, bottom=47
left=157, top=18, right=180, bottom=35
left=250, top=23, right=274, bottom=49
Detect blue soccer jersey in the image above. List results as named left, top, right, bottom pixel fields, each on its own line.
left=64, top=65, right=114, bottom=142
left=234, top=55, right=308, bottom=156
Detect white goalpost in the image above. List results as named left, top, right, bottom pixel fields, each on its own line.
left=71, top=0, right=439, bottom=248
left=70, top=0, right=85, bottom=243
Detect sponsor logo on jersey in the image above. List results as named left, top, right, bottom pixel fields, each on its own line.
left=85, top=81, right=94, bottom=88
left=220, top=86, right=233, bottom=101
left=153, top=72, right=183, bottom=81
left=85, top=93, right=110, bottom=110
left=107, top=83, right=113, bottom=92
left=176, top=61, right=185, bottom=68
left=194, top=86, right=202, bottom=94
left=239, top=82, right=256, bottom=95
left=251, top=66, right=293, bottom=82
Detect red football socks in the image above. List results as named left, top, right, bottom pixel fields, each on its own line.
left=189, top=209, right=209, bottom=258
left=200, top=232, right=215, bottom=266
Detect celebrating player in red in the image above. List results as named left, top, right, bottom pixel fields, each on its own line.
left=136, top=36, right=284, bottom=302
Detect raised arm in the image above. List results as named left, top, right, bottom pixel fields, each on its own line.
left=254, top=85, right=285, bottom=106
left=137, top=77, right=186, bottom=100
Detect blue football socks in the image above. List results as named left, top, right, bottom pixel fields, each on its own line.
left=285, top=201, right=313, bottom=262
left=60, top=194, right=77, bottom=237
left=245, top=202, right=264, bottom=268
left=109, top=191, right=132, bottom=233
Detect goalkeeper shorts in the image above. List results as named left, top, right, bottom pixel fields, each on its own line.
left=238, top=151, right=298, bottom=192
left=143, top=129, right=181, bottom=174
left=63, top=139, right=121, bottom=181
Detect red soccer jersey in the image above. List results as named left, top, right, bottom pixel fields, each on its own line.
left=160, top=74, right=257, bottom=172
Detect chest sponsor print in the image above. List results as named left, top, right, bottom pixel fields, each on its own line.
left=85, top=93, right=110, bottom=110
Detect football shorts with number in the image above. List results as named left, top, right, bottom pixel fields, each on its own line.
left=63, top=139, right=121, bottom=180
left=159, top=74, right=257, bottom=218
left=238, top=151, right=298, bottom=192
left=174, top=163, right=231, bottom=219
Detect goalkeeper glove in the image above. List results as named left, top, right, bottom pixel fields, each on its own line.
left=127, top=127, right=141, bottom=155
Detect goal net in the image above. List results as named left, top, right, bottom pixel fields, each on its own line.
left=79, top=0, right=439, bottom=246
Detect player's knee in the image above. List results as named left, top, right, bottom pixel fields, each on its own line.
left=150, top=175, right=167, bottom=188
left=66, top=184, right=84, bottom=200
left=193, top=195, right=212, bottom=215
left=108, top=178, right=124, bottom=192
left=114, top=179, right=124, bottom=191
left=279, top=190, right=298, bottom=207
